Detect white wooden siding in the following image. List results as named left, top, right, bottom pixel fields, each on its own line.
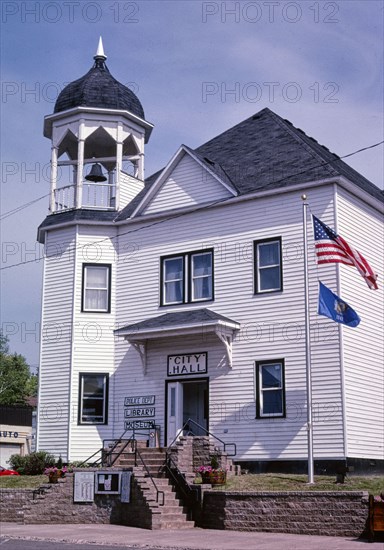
left=113, top=185, right=346, bottom=461
left=336, top=187, right=384, bottom=460
left=68, top=226, right=117, bottom=461
left=143, top=153, right=233, bottom=215
left=119, top=171, right=144, bottom=210
left=40, top=180, right=382, bottom=463
left=37, top=227, right=76, bottom=461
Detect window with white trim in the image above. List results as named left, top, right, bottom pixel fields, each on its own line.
left=161, top=250, right=213, bottom=305
left=254, top=238, right=282, bottom=293
left=82, top=264, right=111, bottom=312
left=256, top=360, right=285, bottom=418
left=79, top=373, right=109, bottom=424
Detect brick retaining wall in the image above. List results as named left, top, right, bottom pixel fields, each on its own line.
left=202, top=491, right=369, bottom=537
left=1, top=476, right=370, bottom=537
left=0, top=473, right=152, bottom=527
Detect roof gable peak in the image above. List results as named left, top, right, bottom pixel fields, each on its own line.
left=130, top=145, right=237, bottom=218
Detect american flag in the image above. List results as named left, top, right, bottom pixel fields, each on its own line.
left=312, top=215, right=378, bottom=290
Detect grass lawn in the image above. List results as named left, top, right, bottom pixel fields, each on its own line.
left=1, top=473, right=383, bottom=495
left=202, top=473, right=384, bottom=495
left=0, top=475, right=47, bottom=489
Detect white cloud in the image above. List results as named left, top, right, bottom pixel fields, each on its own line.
left=1, top=0, right=383, bottom=365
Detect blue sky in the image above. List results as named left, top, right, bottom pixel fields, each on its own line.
left=1, top=0, right=383, bottom=369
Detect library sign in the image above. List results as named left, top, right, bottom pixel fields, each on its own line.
left=124, top=395, right=156, bottom=430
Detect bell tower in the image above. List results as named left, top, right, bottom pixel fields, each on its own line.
left=43, top=38, right=153, bottom=216
left=37, top=40, right=153, bottom=462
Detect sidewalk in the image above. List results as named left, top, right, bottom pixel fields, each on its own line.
left=0, top=523, right=378, bottom=550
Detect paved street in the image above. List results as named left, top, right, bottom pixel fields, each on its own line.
left=1, top=523, right=381, bottom=550
left=1, top=541, right=160, bottom=550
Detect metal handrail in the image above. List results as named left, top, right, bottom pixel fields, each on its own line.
left=102, top=437, right=135, bottom=467
left=72, top=432, right=164, bottom=506
left=78, top=428, right=133, bottom=467
left=32, top=485, right=52, bottom=500
left=76, top=447, right=103, bottom=468
left=164, top=453, right=198, bottom=510
left=166, top=418, right=237, bottom=456
left=163, top=418, right=236, bottom=522
left=102, top=428, right=136, bottom=466
left=134, top=442, right=165, bottom=506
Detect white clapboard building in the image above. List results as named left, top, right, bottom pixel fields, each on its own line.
left=36, top=42, right=383, bottom=473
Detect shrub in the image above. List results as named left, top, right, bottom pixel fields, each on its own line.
left=68, top=461, right=93, bottom=469
left=9, top=451, right=55, bottom=475
left=210, top=455, right=219, bottom=469
left=8, top=454, right=26, bottom=474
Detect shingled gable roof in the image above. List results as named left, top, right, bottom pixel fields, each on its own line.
left=115, top=107, right=382, bottom=221
left=114, top=308, right=240, bottom=336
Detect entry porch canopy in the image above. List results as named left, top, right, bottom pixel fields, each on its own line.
left=114, top=308, right=240, bottom=374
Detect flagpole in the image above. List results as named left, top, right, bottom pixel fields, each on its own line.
left=302, top=195, right=314, bottom=484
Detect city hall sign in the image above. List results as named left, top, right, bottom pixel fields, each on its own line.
left=167, top=353, right=207, bottom=376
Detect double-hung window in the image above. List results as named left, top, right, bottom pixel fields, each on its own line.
left=163, top=256, right=185, bottom=305
left=82, top=264, right=111, bottom=312
left=161, top=249, right=213, bottom=305
left=254, top=238, right=282, bottom=293
left=190, top=251, right=213, bottom=301
left=256, top=360, right=285, bottom=418
left=79, top=373, right=109, bottom=424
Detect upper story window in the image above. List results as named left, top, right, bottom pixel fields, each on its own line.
left=82, top=264, right=111, bottom=313
left=254, top=238, right=282, bottom=293
left=78, top=373, right=109, bottom=425
left=161, top=250, right=213, bottom=306
left=256, top=360, right=285, bottom=418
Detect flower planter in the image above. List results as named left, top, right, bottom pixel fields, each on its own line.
left=201, top=471, right=226, bottom=486
left=45, top=466, right=67, bottom=482
left=48, top=472, right=59, bottom=483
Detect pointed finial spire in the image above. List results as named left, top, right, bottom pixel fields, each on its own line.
left=94, top=36, right=107, bottom=61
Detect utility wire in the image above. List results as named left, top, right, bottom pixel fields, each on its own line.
left=341, top=140, right=384, bottom=159
left=1, top=140, right=383, bottom=223
left=1, top=139, right=383, bottom=271
left=0, top=196, right=230, bottom=271
left=0, top=193, right=50, bottom=221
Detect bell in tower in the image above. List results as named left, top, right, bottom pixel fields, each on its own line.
left=42, top=37, right=154, bottom=215
left=85, top=163, right=108, bottom=183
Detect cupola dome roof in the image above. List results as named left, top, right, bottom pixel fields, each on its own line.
left=54, top=38, right=145, bottom=119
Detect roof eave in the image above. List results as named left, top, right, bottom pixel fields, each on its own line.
left=335, top=176, right=384, bottom=213
left=37, top=217, right=116, bottom=244
left=44, top=106, right=154, bottom=142
left=115, top=319, right=240, bottom=341
left=37, top=175, right=383, bottom=243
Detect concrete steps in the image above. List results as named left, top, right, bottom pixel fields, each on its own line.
left=114, top=447, right=168, bottom=478
left=122, top=449, right=195, bottom=529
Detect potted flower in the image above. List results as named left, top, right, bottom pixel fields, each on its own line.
left=197, top=455, right=227, bottom=486
left=44, top=466, right=67, bottom=483
left=56, top=456, right=67, bottom=478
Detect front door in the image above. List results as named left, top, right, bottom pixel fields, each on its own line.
left=166, top=379, right=208, bottom=445
left=182, top=381, right=208, bottom=435
left=166, top=381, right=183, bottom=445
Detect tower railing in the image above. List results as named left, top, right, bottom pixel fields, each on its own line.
left=53, top=182, right=116, bottom=212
